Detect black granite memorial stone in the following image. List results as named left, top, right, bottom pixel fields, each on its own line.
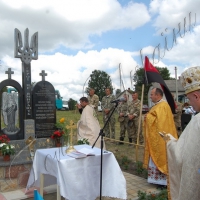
left=32, top=81, right=56, bottom=138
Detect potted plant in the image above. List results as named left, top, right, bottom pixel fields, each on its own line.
left=0, top=134, right=10, bottom=156
left=1, top=143, right=15, bottom=161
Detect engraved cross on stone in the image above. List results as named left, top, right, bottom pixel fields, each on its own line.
left=5, top=68, right=14, bottom=79
left=39, top=70, right=47, bottom=81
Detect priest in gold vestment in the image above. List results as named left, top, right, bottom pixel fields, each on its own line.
left=166, top=66, right=200, bottom=200
left=143, top=88, right=178, bottom=187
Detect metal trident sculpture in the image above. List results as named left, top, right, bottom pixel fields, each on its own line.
left=14, top=28, right=38, bottom=64
left=14, top=28, right=38, bottom=119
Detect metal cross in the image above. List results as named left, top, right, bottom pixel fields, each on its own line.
left=5, top=68, right=14, bottom=79
left=66, top=120, right=76, bottom=141
left=39, top=70, right=47, bottom=81
left=66, top=120, right=76, bottom=153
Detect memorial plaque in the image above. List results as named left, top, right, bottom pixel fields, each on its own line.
left=24, top=119, right=35, bottom=140
left=32, top=81, right=56, bottom=138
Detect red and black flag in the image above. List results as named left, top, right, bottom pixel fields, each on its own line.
left=144, top=56, right=175, bottom=114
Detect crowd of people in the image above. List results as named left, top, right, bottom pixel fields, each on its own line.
left=76, top=66, right=200, bottom=199
left=76, top=87, right=144, bottom=147
left=76, top=86, right=195, bottom=145
left=76, top=86, right=195, bottom=147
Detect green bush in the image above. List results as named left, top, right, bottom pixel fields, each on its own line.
left=136, top=161, right=148, bottom=178
left=120, top=155, right=131, bottom=170
left=137, top=190, right=168, bottom=200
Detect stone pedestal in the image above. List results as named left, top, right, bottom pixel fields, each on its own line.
left=0, top=138, right=54, bottom=193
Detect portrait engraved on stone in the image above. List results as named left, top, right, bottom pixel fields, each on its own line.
left=2, top=92, right=19, bottom=134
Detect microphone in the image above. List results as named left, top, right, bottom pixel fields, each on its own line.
left=110, top=97, right=126, bottom=103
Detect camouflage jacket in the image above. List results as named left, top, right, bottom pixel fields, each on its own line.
left=101, top=94, right=115, bottom=115
left=87, top=94, right=99, bottom=110
left=127, top=99, right=141, bottom=118
left=117, top=101, right=128, bottom=116
left=173, top=101, right=183, bottom=126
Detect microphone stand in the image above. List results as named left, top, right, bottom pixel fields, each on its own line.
left=92, top=102, right=119, bottom=200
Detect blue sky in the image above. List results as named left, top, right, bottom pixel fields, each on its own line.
left=0, top=0, right=199, bottom=101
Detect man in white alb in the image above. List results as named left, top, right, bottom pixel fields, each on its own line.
left=77, top=97, right=104, bottom=149
left=165, top=66, right=200, bottom=200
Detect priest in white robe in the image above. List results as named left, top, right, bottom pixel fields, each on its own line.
left=77, top=97, right=104, bottom=149
left=165, top=66, right=200, bottom=200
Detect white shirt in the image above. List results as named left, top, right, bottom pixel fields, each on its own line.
left=184, top=106, right=196, bottom=116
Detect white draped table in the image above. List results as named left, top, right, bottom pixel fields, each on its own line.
left=26, top=144, right=127, bottom=200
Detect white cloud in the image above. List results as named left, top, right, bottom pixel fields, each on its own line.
left=150, top=0, right=200, bottom=33
left=161, top=25, right=200, bottom=67
left=0, top=0, right=150, bottom=57
left=1, top=48, right=137, bottom=101
left=138, top=0, right=200, bottom=78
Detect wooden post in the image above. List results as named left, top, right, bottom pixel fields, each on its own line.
left=135, top=84, right=144, bottom=162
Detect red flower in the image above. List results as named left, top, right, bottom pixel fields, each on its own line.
left=0, top=134, right=10, bottom=143
left=51, top=130, right=64, bottom=140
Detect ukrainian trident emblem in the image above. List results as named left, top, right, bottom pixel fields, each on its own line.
left=14, top=28, right=38, bottom=65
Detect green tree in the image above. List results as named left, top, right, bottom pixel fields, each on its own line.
left=68, top=98, right=77, bottom=110
left=133, top=67, right=172, bottom=104
left=156, top=67, right=171, bottom=80
left=86, top=70, right=114, bottom=101
left=115, top=89, right=121, bottom=97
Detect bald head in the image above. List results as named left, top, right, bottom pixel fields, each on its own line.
left=150, top=88, right=163, bottom=103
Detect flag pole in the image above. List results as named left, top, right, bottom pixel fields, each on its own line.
left=135, top=49, right=145, bottom=161
left=135, top=84, right=144, bottom=162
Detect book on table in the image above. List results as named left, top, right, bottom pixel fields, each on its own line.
left=68, top=147, right=95, bottom=158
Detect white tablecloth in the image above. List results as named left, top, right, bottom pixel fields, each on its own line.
left=26, top=145, right=127, bottom=200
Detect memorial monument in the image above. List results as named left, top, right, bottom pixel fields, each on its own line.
left=0, top=28, right=56, bottom=141
left=0, top=28, right=56, bottom=164
left=0, top=28, right=60, bottom=193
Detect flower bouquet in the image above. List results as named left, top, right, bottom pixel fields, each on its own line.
left=1, top=143, right=15, bottom=161
left=51, top=130, right=64, bottom=147
left=51, top=118, right=69, bottom=147
left=0, top=134, right=10, bottom=156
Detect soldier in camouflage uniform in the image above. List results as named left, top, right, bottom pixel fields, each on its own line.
left=172, top=94, right=183, bottom=136
left=118, top=94, right=129, bottom=144
left=87, top=88, right=99, bottom=114
left=127, top=91, right=143, bottom=144
left=101, top=88, right=116, bottom=139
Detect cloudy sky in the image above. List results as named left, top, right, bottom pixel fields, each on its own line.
left=0, top=0, right=200, bottom=101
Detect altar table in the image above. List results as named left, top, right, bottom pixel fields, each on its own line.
left=26, top=145, right=127, bottom=200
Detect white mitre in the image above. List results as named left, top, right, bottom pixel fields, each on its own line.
left=180, top=66, right=200, bottom=94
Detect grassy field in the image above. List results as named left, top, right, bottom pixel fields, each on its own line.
left=57, top=110, right=145, bottom=171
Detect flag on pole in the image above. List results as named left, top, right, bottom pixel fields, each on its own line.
left=144, top=56, right=176, bottom=114
left=34, top=190, right=44, bottom=200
